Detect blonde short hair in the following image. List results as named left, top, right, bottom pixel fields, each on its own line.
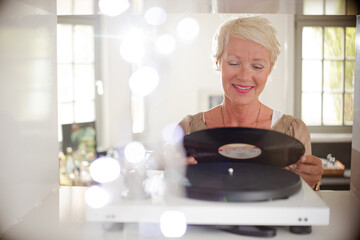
left=212, top=16, right=280, bottom=71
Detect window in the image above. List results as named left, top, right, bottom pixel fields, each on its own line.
left=295, top=0, right=357, bottom=133
left=57, top=21, right=97, bottom=140
left=57, top=0, right=101, bottom=185
left=57, top=0, right=100, bottom=143
left=57, top=0, right=97, bottom=15
left=303, top=0, right=358, bottom=15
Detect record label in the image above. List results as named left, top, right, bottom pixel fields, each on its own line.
left=218, top=143, right=261, bottom=159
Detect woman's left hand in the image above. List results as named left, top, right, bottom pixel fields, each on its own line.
left=285, top=155, right=323, bottom=189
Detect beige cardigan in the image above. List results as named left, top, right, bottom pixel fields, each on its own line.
left=178, top=112, right=312, bottom=155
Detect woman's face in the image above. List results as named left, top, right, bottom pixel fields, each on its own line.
left=219, top=37, right=271, bottom=107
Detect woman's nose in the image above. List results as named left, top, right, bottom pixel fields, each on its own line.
left=236, top=66, right=251, bottom=80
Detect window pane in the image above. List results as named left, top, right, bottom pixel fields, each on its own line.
left=324, top=60, right=343, bottom=91
left=74, top=101, right=95, bottom=122
left=345, top=60, right=355, bottom=91
left=302, top=27, right=322, bottom=59
left=325, top=0, right=345, bottom=15
left=344, top=93, right=353, bottom=125
left=74, top=25, right=94, bottom=63
left=323, top=93, right=342, bottom=125
left=73, top=0, right=95, bottom=15
left=57, top=64, right=74, bottom=102
left=74, top=64, right=95, bottom=101
left=57, top=0, right=72, bottom=15
left=302, top=93, right=321, bottom=125
left=324, top=27, right=344, bottom=59
left=302, top=60, right=322, bottom=92
left=57, top=0, right=95, bottom=15
left=346, top=27, right=356, bottom=58
left=57, top=24, right=73, bottom=63
left=303, top=0, right=324, bottom=15
left=59, top=103, right=74, bottom=124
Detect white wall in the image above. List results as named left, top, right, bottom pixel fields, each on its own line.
left=102, top=13, right=295, bottom=149
left=100, top=15, right=133, bottom=150
left=0, top=0, right=58, bottom=233
left=351, top=15, right=360, bottom=198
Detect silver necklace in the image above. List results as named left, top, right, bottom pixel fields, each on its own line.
left=220, top=103, right=262, bottom=128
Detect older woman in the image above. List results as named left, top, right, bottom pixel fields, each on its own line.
left=178, top=16, right=323, bottom=190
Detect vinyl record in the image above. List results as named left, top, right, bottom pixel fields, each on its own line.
left=183, top=162, right=302, bottom=202
left=183, top=127, right=305, bottom=167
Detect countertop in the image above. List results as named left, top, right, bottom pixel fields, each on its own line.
left=2, top=187, right=360, bottom=240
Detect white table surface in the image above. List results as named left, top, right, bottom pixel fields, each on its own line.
left=2, top=186, right=360, bottom=240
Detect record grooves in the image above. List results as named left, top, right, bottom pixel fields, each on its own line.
left=183, top=127, right=305, bottom=168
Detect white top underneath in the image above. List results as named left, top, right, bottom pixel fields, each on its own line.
left=271, top=110, right=284, bottom=128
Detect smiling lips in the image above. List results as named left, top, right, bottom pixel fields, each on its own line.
left=232, top=84, right=254, bottom=93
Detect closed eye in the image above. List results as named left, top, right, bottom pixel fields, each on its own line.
left=252, top=65, right=263, bottom=70
left=228, top=61, right=239, bottom=66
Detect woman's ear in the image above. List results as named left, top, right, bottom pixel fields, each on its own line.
left=216, top=61, right=220, bottom=71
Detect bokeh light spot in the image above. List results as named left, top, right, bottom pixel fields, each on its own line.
left=119, top=29, right=145, bottom=63
left=129, top=66, right=159, bottom=96
left=162, top=123, right=184, bottom=144
left=85, top=185, right=110, bottom=209
left=89, top=157, right=121, bottom=183
left=176, top=17, right=200, bottom=41
left=160, top=211, right=187, bottom=237
left=144, top=7, right=167, bottom=26
left=124, top=141, right=146, bottom=164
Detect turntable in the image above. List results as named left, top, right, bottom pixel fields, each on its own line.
left=86, top=128, right=329, bottom=237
